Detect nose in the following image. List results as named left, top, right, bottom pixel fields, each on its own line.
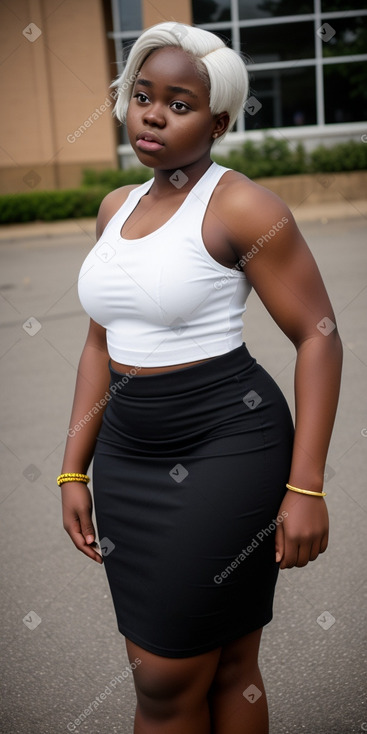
left=143, top=103, right=165, bottom=128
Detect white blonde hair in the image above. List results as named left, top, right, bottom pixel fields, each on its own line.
left=111, top=22, right=249, bottom=141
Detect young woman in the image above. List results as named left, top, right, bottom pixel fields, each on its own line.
left=59, top=22, right=342, bottom=734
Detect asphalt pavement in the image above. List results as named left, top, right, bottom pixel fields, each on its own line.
left=0, top=201, right=366, bottom=734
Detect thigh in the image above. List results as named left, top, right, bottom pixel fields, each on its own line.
left=210, top=627, right=264, bottom=691
left=125, top=637, right=222, bottom=704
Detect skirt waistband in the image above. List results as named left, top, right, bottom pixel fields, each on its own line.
left=108, top=343, right=256, bottom=398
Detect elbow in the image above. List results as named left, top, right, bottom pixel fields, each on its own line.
left=295, top=326, right=343, bottom=364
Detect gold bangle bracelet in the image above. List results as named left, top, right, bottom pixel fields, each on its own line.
left=57, top=473, right=90, bottom=486
left=286, top=483, right=326, bottom=497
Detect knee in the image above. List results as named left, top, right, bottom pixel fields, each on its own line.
left=133, top=664, right=201, bottom=719
left=135, top=668, right=185, bottom=703
left=126, top=639, right=220, bottom=720
left=217, top=657, right=261, bottom=692
left=213, top=632, right=262, bottom=690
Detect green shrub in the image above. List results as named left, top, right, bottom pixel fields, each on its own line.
left=0, top=166, right=152, bottom=225
left=310, top=140, right=367, bottom=172
left=214, top=135, right=366, bottom=178
left=0, top=186, right=109, bottom=224
left=82, top=166, right=152, bottom=189
left=214, top=136, right=309, bottom=177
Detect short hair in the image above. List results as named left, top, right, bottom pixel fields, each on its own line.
left=111, top=22, right=249, bottom=142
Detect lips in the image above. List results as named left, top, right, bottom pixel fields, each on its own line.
left=136, top=131, right=164, bottom=152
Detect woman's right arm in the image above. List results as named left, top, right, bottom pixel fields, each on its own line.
left=60, top=186, right=138, bottom=563
left=60, top=318, right=111, bottom=564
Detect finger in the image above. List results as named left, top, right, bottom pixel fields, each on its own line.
left=79, top=510, right=97, bottom=546
left=296, top=542, right=313, bottom=567
left=280, top=539, right=299, bottom=569
left=308, top=540, right=320, bottom=562
left=66, top=520, right=103, bottom=564
left=320, top=531, right=329, bottom=554
left=73, top=530, right=104, bottom=564
left=274, top=522, right=284, bottom=564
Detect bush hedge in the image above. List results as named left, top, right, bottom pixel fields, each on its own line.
left=213, top=138, right=367, bottom=177
left=0, top=139, right=366, bottom=224
left=0, top=186, right=109, bottom=224
left=82, top=166, right=152, bottom=189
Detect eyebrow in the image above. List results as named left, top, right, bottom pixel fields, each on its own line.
left=136, top=78, right=199, bottom=99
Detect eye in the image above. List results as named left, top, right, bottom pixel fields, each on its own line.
left=133, top=92, right=150, bottom=104
left=171, top=101, right=190, bottom=113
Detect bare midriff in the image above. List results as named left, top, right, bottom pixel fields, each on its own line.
left=110, top=356, right=215, bottom=376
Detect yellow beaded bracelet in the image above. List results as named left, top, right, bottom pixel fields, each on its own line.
left=57, top=473, right=90, bottom=487
left=286, top=483, right=326, bottom=497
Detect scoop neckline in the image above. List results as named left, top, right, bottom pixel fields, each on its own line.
left=118, top=161, right=217, bottom=243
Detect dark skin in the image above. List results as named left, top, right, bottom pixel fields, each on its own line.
left=61, top=47, right=342, bottom=733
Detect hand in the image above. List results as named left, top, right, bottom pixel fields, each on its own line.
left=61, top=482, right=103, bottom=564
left=275, top=489, right=329, bottom=569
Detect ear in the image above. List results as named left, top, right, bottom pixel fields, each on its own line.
left=212, top=111, right=230, bottom=140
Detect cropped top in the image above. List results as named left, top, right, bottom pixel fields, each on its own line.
left=78, top=162, right=252, bottom=367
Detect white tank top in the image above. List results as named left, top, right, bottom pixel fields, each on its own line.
left=78, top=162, right=252, bottom=367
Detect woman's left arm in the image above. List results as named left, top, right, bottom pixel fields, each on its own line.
left=227, top=181, right=343, bottom=569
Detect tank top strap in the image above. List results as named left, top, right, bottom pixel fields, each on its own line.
left=187, top=161, right=231, bottom=212
left=104, top=177, right=155, bottom=235
left=123, top=178, right=154, bottom=210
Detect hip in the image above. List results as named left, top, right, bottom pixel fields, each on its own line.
left=95, top=343, right=294, bottom=457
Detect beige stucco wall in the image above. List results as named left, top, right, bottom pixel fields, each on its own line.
left=0, top=0, right=117, bottom=193
left=142, top=0, right=192, bottom=27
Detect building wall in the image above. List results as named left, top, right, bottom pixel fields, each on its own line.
left=142, top=0, right=191, bottom=27
left=0, top=0, right=117, bottom=193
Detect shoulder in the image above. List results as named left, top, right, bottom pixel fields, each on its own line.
left=214, top=168, right=296, bottom=250
left=96, top=184, right=142, bottom=239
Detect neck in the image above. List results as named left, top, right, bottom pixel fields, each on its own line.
left=149, top=154, right=213, bottom=197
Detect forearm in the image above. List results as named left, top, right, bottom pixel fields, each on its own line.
left=61, top=344, right=111, bottom=474
left=288, top=330, right=343, bottom=491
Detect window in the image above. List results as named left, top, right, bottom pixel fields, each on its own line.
left=192, top=0, right=231, bottom=24
left=240, top=22, right=315, bottom=63
left=238, top=1, right=314, bottom=20
left=192, top=0, right=367, bottom=129
left=324, top=62, right=367, bottom=123
left=321, top=15, right=367, bottom=57
left=116, top=0, right=142, bottom=31
left=246, top=67, right=316, bottom=129
left=321, top=0, right=366, bottom=10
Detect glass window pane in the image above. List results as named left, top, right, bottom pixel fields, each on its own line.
left=245, top=67, right=316, bottom=129
left=192, top=0, right=231, bottom=24
left=321, top=16, right=367, bottom=57
left=324, top=61, right=367, bottom=123
left=241, top=22, right=315, bottom=62
left=117, top=0, right=142, bottom=31
left=239, top=0, right=313, bottom=21
left=322, top=1, right=367, bottom=11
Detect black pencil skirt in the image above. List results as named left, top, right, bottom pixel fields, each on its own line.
left=92, top=343, right=294, bottom=658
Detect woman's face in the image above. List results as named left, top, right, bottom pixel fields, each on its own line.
left=126, top=46, right=224, bottom=171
